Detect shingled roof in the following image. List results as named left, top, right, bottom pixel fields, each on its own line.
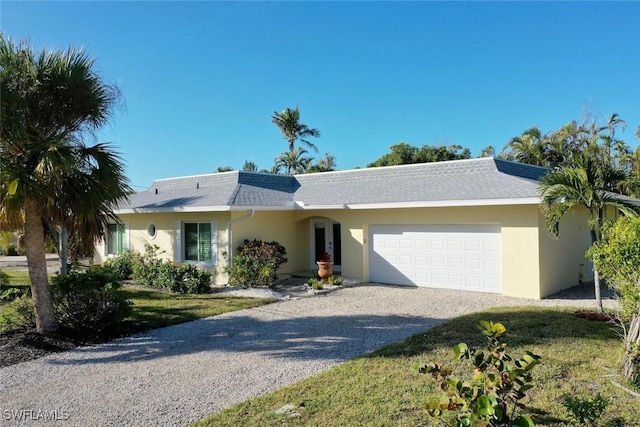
left=116, top=158, right=549, bottom=213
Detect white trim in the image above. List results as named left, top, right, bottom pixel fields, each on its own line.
left=115, top=197, right=540, bottom=215
left=174, top=221, right=181, bottom=262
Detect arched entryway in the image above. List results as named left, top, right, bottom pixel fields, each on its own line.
left=310, top=219, right=342, bottom=273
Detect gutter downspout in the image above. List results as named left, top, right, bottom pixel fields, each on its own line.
left=225, top=210, right=255, bottom=266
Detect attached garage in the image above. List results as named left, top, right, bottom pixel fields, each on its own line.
left=368, top=224, right=502, bottom=293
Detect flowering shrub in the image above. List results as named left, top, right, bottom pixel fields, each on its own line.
left=317, top=252, right=331, bottom=262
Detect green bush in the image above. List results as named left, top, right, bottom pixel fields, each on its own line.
left=227, top=255, right=275, bottom=288
left=131, top=244, right=211, bottom=294
left=308, top=277, right=323, bottom=290
left=51, top=267, right=132, bottom=335
left=226, top=239, right=287, bottom=288
left=561, top=392, right=608, bottom=427
left=0, top=294, right=36, bottom=331
left=419, top=321, right=540, bottom=427
left=104, top=252, right=139, bottom=280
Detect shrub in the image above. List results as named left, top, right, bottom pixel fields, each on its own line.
left=561, top=392, right=608, bottom=427
left=226, top=239, right=287, bottom=288
left=51, top=267, right=132, bottom=335
left=419, top=321, right=540, bottom=427
left=0, top=269, right=9, bottom=289
left=131, top=244, right=211, bottom=294
left=104, top=252, right=138, bottom=280
left=0, top=294, right=36, bottom=332
left=227, top=255, right=275, bottom=288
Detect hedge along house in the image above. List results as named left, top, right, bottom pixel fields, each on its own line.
left=95, top=157, right=596, bottom=299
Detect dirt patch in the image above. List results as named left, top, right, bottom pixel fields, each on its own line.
left=574, top=310, right=619, bottom=322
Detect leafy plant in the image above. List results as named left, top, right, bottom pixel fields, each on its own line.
left=317, top=252, right=331, bottom=262
left=419, top=321, right=541, bottom=427
left=0, top=294, right=36, bottom=332
left=588, top=217, right=640, bottom=386
left=51, top=267, right=132, bottom=335
left=226, top=239, right=287, bottom=288
left=308, top=277, right=323, bottom=290
left=131, top=244, right=211, bottom=294
left=561, top=392, right=608, bottom=426
left=104, top=252, right=139, bottom=280
left=328, top=275, right=343, bottom=286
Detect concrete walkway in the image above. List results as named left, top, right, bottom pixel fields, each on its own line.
left=0, top=284, right=617, bottom=426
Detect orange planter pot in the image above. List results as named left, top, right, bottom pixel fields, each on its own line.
left=316, top=261, right=334, bottom=283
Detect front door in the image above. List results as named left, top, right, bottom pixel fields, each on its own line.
left=311, top=220, right=342, bottom=272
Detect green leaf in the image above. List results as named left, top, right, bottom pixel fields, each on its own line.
left=453, top=343, right=469, bottom=360
left=476, top=395, right=495, bottom=416
left=512, top=415, right=536, bottom=427
left=491, top=322, right=507, bottom=335
left=7, top=179, right=18, bottom=196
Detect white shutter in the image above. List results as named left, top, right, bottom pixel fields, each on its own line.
left=123, top=222, right=130, bottom=252
left=175, top=221, right=182, bottom=262
left=210, top=221, right=218, bottom=265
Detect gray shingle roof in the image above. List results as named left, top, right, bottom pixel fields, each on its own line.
left=117, top=158, right=549, bottom=212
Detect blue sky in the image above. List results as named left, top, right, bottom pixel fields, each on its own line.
left=3, top=1, right=639, bottom=189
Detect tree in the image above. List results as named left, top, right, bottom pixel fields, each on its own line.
left=271, top=106, right=320, bottom=152
left=538, top=153, right=640, bottom=313
left=307, top=152, right=336, bottom=173
left=502, top=127, right=549, bottom=166
left=242, top=160, right=258, bottom=172
left=274, top=148, right=313, bottom=175
left=367, top=143, right=471, bottom=167
left=478, top=145, right=495, bottom=158
left=588, top=217, right=640, bottom=385
left=1, top=36, right=128, bottom=333
left=215, top=166, right=233, bottom=172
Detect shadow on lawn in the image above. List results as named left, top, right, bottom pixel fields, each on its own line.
left=366, top=307, right=620, bottom=359
left=43, top=311, right=445, bottom=366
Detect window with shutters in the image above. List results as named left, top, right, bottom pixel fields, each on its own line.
left=183, top=222, right=215, bottom=264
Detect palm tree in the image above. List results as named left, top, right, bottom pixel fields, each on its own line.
left=538, top=153, right=640, bottom=313
left=1, top=36, right=126, bottom=333
left=274, top=148, right=313, bottom=175
left=271, top=106, right=320, bottom=152
left=307, top=153, right=336, bottom=173
left=242, top=160, right=258, bottom=172
left=47, top=142, right=131, bottom=274
left=503, top=127, right=548, bottom=166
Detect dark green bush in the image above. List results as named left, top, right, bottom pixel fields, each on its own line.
left=131, top=244, right=211, bottom=293
left=104, top=252, right=139, bottom=280
left=226, top=239, right=287, bottom=288
left=51, top=267, right=132, bottom=334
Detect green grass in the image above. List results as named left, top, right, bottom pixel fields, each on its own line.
left=0, top=269, right=274, bottom=336
left=193, top=307, right=640, bottom=427
left=120, top=286, right=273, bottom=333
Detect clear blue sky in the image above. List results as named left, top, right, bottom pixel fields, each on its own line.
left=3, top=1, right=639, bottom=189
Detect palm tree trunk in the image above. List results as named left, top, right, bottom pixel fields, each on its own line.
left=622, top=314, right=640, bottom=382
left=59, top=226, right=69, bottom=275
left=24, top=197, right=58, bottom=334
left=590, top=229, right=604, bottom=314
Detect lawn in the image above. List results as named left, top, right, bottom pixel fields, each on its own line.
left=193, top=307, right=640, bottom=427
left=0, top=270, right=274, bottom=336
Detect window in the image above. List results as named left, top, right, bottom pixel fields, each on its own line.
left=147, top=223, right=157, bottom=239
left=107, top=223, right=126, bottom=255
left=184, top=222, right=214, bottom=263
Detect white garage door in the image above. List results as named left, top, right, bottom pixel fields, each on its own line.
left=368, top=224, right=502, bottom=293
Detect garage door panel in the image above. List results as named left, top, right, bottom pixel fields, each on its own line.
left=369, top=224, right=502, bottom=293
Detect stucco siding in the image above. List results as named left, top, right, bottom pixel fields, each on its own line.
left=230, top=211, right=298, bottom=275
left=294, top=205, right=542, bottom=298
left=538, top=208, right=592, bottom=298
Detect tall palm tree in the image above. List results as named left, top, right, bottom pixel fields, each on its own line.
left=538, top=153, right=640, bottom=313
left=1, top=36, right=126, bottom=334
left=271, top=106, right=320, bottom=152
left=274, top=148, right=313, bottom=175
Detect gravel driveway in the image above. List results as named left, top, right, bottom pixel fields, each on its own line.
left=0, top=284, right=617, bottom=426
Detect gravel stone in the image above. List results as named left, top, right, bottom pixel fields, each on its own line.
left=0, top=283, right=618, bottom=426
